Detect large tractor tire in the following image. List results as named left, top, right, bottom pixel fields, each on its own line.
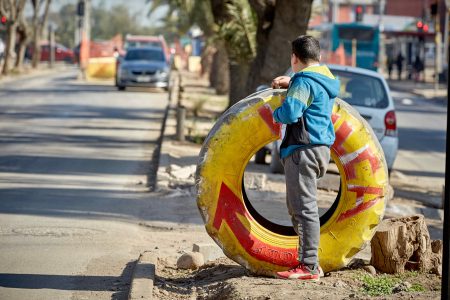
left=195, top=89, right=389, bottom=276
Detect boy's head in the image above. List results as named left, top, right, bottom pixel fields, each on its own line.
left=291, top=35, right=321, bottom=72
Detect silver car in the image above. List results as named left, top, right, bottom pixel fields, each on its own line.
left=256, top=65, right=398, bottom=174
left=329, top=65, right=398, bottom=172
left=116, top=47, right=170, bottom=91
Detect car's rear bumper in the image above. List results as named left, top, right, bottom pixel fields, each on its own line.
left=379, top=135, right=398, bottom=170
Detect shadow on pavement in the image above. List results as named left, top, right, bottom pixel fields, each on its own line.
left=0, top=187, right=204, bottom=225
left=0, top=260, right=134, bottom=300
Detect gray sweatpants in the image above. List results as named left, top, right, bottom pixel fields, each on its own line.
left=281, top=146, right=330, bottom=267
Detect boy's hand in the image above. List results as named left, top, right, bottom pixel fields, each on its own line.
left=271, top=76, right=290, bottom=89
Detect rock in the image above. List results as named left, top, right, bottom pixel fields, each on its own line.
left=362, top=265, right=377, bottom=276
left=177, top=251, right=205, bottom=269
left=244, top=173, right=266, bottom=190
left=333, top=280, right=347, bottom=288
left=192, top=243, right=224, bottom=262
left=392, top=281, right=412, bottom=293
left=169, top=164, right=196, bottom=180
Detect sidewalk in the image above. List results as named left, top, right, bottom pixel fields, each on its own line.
left=387, top=79, right=447, bottom=102
left=156, top=69, right=443, bottom=242
left=0, top=63, right=73, bottom=85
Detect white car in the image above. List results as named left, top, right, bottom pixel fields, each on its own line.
left=256, top=65, right=398, bottom=174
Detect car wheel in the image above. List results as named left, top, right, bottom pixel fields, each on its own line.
left=254, top=148, right=267, bottom=164
left=269, top=144, right=284, bottom=174
left=196, top=90, right=389, bottom=275
left=117, top=86, right=126, bottom=91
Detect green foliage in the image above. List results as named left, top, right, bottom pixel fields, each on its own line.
left=360, top=273, right=428, bottom=296
left=147, top=0, right=256, bottom=63
left=52, top=4, right=76, bottom=48
left=409, top=283, right=426, bottom=292
left=51, top=3, right=159, bottom=48
left=216, top=0, right=256, bottom=63
left=361, top=275, right=400, bottom=296
left=91, top=3, right=157, bottom=41
left=146, top=0, right=214, bottom=39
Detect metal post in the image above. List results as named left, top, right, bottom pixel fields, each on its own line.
left=352, top=39, right=357, bottom=67
left=332, top=0, right=339, bottom=24
left=442, top=47, right=450, bottom=300
left=435, top=9, right=442, bottom=90
left=444, top=7, right=449, bottom=64
left=378, top=0, right=386, bottom=74
left=48, top=24, right=55, bottom=68
left=176, top=106, right=186, bottom=142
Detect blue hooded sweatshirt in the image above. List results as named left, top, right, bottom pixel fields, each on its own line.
left=273, top=65, right=340, bottom=159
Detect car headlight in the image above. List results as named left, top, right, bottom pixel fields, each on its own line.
left=156, top=68, right=169, bottom=77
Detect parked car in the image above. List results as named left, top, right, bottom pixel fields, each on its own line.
left=124, top=34, right=171, bottom=63
left=116, top=47, right=170, bottom=91
left=0, top=39, right=4, bottom=60
left=256, top=65, right=398, bottom=174
left=27, top=42, right=75, bottom=63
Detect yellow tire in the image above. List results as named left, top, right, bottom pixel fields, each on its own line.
left=196, top=89, right=389, bottom=275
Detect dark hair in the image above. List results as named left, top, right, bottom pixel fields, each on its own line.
left=291, top=35, right=320, bottom=64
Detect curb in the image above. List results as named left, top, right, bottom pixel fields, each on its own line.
left=128, top=251, right=158, bottom=300
left=155, top=71, right=181, bottom=191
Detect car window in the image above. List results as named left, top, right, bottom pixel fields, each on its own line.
left=125, top=49, right=165, bottom=62
left=331, top=70, right=389, bottom=108
left=125, top=41, right=161, bottom=48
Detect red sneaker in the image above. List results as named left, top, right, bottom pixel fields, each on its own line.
left=276, top=264, right=322, bottom=281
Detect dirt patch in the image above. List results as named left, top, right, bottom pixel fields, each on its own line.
left=153, top=256, right=441, bottom=299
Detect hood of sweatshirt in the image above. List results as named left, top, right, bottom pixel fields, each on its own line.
left=290, top=65, right=340, bottom=99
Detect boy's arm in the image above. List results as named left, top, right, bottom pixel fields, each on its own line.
left=273, top=79, right=312, bottom=124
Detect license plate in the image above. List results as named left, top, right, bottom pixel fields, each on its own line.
left=136, top=76, right=151, bottom=82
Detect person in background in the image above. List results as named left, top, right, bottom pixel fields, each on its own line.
left=396, top=52, right=404, bottom=80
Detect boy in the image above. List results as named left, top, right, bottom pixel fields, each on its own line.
left=272, top=35, right=340, bottom=281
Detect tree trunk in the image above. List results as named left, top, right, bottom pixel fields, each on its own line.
left=210, top=44, right=229, bottom=95
left=31, top=15, right=41, bottom=69
left=371, top=215, right=442, bottom=274
left=15, top=41, right=27, bottom=70
left=228, top=61, right=250, bottom=108
left=200, top=45, right=215, bottom=79
left=246, top=0, right=313, bottom=94
left=31, top=0, right=51, bottom=69
left=2, top=23, right=17, bottom=75
left=15, top=23, right=28, bottom=70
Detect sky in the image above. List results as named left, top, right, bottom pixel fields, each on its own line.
left=25, top=0, right=168, bottom=27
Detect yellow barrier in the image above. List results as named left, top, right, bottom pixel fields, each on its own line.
left=196, top=89, right=389, bottom=276
left=86, top=57, right=116, bottom=80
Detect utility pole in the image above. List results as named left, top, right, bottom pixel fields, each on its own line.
left=48, top=23, right=55, bottom=68
left=444, top=2, right=449, bottom=65
left=378, top=0, right=386, bottom=74
left=77, top=0, right=90, bottom=79
left=433, top=1, right=442, bottom=91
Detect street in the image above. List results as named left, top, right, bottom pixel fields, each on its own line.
left=391, top=88, right=446, bottom=181
left=0, top=69, right=174, bottom=300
